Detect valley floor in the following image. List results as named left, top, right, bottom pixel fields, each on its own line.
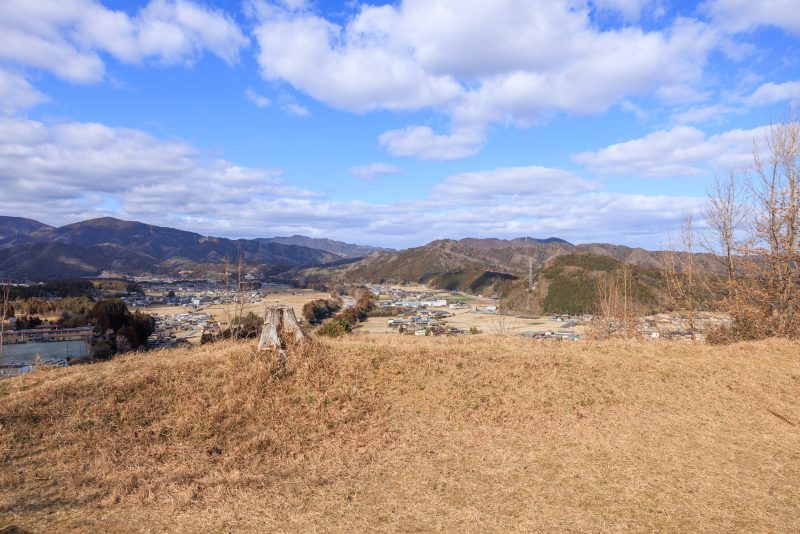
left=1, top=337, right=799, bottom=532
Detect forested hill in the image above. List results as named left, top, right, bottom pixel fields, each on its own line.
left=0, top=216, right=366, bottom=280
left=286, top=237, right=724, bottom=314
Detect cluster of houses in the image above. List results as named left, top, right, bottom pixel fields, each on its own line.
left=638, top=312, right=729, bottom=341
left=386, top=308, right=459, bottom=336
left=522, top=329, right=580, bottom=341
left=519, top=314, right=585, bottom=341
left=123, top=279, right=299, bottom=310
left=378, top=298, right=448, bottom=308
left=147, top=311, right=216, bottom=347
left=129, top=281, right=314, bottom=344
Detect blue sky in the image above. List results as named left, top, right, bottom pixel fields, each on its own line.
left=1, top=0, right=799, bottom=248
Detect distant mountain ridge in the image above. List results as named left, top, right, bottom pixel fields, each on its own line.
left=260, top=235, right=391, bottom=258
left=289, top=236, right=691, bottom=285
left=0, top=216, right=374, bottom=280
left=0, top=216, right=721, bottom=300
left=285, top=236, right=723, bottom=313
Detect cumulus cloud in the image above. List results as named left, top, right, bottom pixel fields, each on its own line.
left=249, top=4, right=461, bottom=113
left=670, top=103, right=743, bottom=125
left=350, top=163, right=400, bottom=180
left=0, top=0, right=247, bottom=88
left=248, top=0, right=721, bottom=160
left=0, top=117, right=314, bottom=223
left=432, top=166, right=597, bottom=201
left=379, top=126, right=486, bottom=161
left=744, top=81, right=800, bottom=106
left=0, top=116, right=704, bottom=248
left=671, top=80, right=800, bottom=125
left=702, top=0, right=800, bottom=34
left=573, top=125, right=762, bottom=176
left=0, top=68, right=48, bottom=114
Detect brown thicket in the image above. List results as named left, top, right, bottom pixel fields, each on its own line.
left=706, top=104, right=800, bottom=341
left=590, top=261, right=639, bottom=339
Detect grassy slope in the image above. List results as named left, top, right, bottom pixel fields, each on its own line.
left=1, top=338, right=799, bottom=532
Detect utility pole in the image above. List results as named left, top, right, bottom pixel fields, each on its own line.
left=525, top=237, right=533, bottom=290
left=528, top=257, right=533, bottom=290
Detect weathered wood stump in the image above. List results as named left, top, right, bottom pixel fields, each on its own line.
left=257, top=305, right=307, bottom=358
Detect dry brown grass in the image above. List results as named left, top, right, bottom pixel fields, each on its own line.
left=1, top=337, right=799, bottom=532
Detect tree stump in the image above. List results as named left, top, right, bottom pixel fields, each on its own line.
left=257, top=305, right=307, bottom=358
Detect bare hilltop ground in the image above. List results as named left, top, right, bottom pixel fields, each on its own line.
left=1, top=337, right=799, bottom=532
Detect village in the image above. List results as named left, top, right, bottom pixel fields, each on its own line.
left=39, top=279, right=594, bottom=346
left=124, top=280, right=333, bottom=346
left=1, top=279, right=728, bottom=377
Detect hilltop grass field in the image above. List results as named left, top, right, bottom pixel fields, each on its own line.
left=1, top=336, right=799, bottom=532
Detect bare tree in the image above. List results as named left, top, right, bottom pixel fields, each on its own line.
left=663, top=211, right=700, bottom=335
left=748, top=104, right=800, bottom=336
left=704, top=170, right=749, bottom=281
left=592, top=261, right=637, bottom=339
left=704, top=103, right=800, bottom=340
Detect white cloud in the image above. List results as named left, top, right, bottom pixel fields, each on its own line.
left=245, top=87, right=272, bottom=108
left=0, top=117, right=313, bottom=222
left=282, top=102, right=311, bottom=117
left=135, top=0, right=249, bottom=65
left=350, top=163, right=400, bottom=180
left=574, top=125, right=762, bottom=176
left=702, top=0, right=800, bottom=34
left=432, top=166, right=598, bottom=201
left=671, top=103, right=743, bottom=125
left=0, top=116, right=705, bottom=248
left=0, top=0, right=247, bottom=87
left=0, top=69, right=48, bottom=114
left=620, top=100, right=649, bottom=122
left=744, top=81, right=800, bottom=107
left=670, top=80, right=800, bottom=124
left=248, top=0, right=721, bottom=160
left=249, top=6, right=462, bottom=113
left=379, top=126, right=486, bottom=161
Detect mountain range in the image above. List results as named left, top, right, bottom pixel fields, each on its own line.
left=285, top=235, right=723, bottom=314
left=288, top=235, right=720, bottom=285
left=259, top=235, right=393, bottom=258
left=0, top=216, right=721, bottom=312
left=0, top=216, right=385, bottom=280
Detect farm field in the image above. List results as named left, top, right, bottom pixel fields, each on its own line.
left=137, top=289, right=332, bottom=320
left=357, top=309, right=575, bottom=336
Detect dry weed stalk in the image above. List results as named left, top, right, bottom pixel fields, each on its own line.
left=489, top=313, right=518, bottom=335
left=0, top=282, right=9, bottom=368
